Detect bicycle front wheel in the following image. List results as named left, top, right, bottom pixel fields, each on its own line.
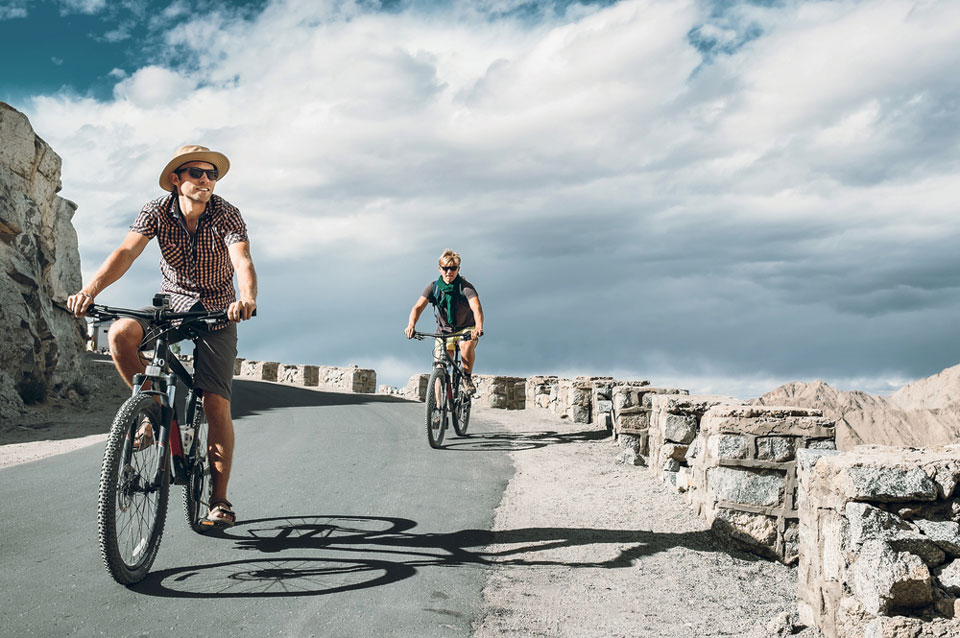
left=97, top=393, right=170, bottom=584
left=183, top=402, right=211, bottom=533
left=425, top=367, right=447, bottom=448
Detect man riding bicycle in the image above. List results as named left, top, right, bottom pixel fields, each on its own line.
left=66, top=144, right=257, bottom=528
left=404, top=249, right=484, bottom=393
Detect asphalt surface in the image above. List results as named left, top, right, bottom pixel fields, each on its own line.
left=0, top=379, right=515, bottom=637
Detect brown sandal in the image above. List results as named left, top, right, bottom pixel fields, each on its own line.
left=201, top=499, right=236, bottom=528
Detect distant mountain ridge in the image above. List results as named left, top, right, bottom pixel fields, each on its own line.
left=754, top=366, right=960, bottom=450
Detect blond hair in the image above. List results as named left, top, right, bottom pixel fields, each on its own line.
left=438, top=249, right=461, bottom=267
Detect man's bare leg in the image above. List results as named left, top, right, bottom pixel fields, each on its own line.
left=203, top=392, right=235, bottom=511
left=459, top=338, right=477, bottom=375
left=107, top=318, right=146, bottom=387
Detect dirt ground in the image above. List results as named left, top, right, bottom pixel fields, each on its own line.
left=2, top=363, right=819, bottom=636
left=469, top=406, right=819, bottom=638
left=0, top=356, right=129, bottom=468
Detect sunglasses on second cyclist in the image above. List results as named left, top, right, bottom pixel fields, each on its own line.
left=176, top=167, right=219, bottom=181
left=440, top=265, right=459, bottom=272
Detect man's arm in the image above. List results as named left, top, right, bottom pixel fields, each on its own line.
left=227, top=240, right=258, bottom=322
left=405, top=296, right=430, bottom=338
left=66, top=231, right=150, bottom=316
left=467, top=296, right=484, bottom=341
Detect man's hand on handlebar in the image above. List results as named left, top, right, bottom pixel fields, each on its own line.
left=470, top=330, right=483, bottom=342
left=66, top=290, right=96, bottom=317
left=228, top=298, right=257, bottom=322
left=404, top=324, right=416, bottom=339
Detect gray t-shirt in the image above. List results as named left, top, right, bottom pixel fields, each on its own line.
left=422, top=277, right=478, bottom=332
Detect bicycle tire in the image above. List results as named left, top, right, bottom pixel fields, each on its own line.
left=425, top=367, right=447, bottom=448
left=453, top=387, right=471, bottom=436
left=97, top=393, right=170, bottom=584
left=183, top=403, right=211, bottom=533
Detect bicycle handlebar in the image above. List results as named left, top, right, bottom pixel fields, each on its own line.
left=83, top=304, right=255, bottom=326
left=411, top=330, right=480, bottom=341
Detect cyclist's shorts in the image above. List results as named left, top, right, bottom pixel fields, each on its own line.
left=132, top=304, right=238, bottom=401
left=434, top=326, right=476, bottom=358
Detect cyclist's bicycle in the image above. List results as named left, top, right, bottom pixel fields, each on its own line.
left=86, top=294, right=250, bottom=584
left=411, top=331, right=477, bottom=448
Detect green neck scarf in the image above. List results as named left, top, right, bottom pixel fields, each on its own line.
left=435, top=275, right=462, bottom=325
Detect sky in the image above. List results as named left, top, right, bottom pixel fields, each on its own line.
left=2, top=0, right=960, bottom=397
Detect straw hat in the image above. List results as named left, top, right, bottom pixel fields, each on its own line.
left=159, top=144, right=231, bottom=191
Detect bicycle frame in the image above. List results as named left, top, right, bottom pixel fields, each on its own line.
left=88, top=300, right=227, bottom=493
left=414, top=330, right=474, bottom=405
left=436, top=338, right=466, bottom=398
left=129, top=330, right=199, bottom=489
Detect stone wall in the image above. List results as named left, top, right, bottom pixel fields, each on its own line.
left=557, top=378, right=593, bottom=423
left=797, top=445, right=960, bottom=638
left=0, top=103, right=86, bottom=419
left=404, top=373, right=430, bottom=401
left=240, top=360, right=279, bottom=382
left=316, top=365, right=376, bottom=393
left=526, top=376, right=560, bottom=412
left=475, top=375, right=525, bottom=410
left=238, top=360, right=375, bottom=393
left=278, top=364, right=319, bottom=387
left=647, top=394, right=738, bottom=487
left=611, top=385, right=688, bottom=466
left=526, top=376, right=651, bottom=424
left=687, top=405, right=836, bottom=564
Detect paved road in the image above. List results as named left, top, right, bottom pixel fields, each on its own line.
left=0, top=379, right=515, bottom=637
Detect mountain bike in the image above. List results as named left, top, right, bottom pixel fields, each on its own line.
left=411, top=331, right=477, bottom=448
left=87, top=294, right=250, bottom=584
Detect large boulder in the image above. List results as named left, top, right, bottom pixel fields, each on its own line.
left=0, top=102, right=86, bottom=419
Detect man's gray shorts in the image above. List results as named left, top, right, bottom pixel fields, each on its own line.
left=133, top=309, right=238, bottom=401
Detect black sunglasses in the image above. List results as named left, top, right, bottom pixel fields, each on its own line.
left=177, top=167, right=219, bottom=180
left=440, top=265, right=459, bottom=272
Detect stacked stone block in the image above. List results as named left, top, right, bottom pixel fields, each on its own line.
left=278, top=364, right=319, bottom=387
left=474, top=375, right=526, bottom=410
left=648, top=394, right=738, bottom=488
left=404, top=373, right=430, bottom=402
left=239, top=360, right=279, bottom=382
left=233, top=357, right=244, bottom=376
left=526, top=376, right=560, bottom=412
left=797, top=445, right=960, bottom=638
left=612, top=385, right=687, bottom=466
left=687, top=405, right=835, bottom=564
left=591, top=380, right=616, bottom=431
left=315, top=365, right=376, bottom=393
left=558, top=378, right=593, bottom=423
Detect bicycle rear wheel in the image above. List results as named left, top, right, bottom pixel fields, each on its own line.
left=183, top=402, right=211, bottom=533
left=425, top=367, right=448, bottom=448
left=453, top=386, right=471, bottom=437
left=97, top=393, right=170, bottom=584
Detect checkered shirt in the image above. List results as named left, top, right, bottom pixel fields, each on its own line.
left=130, top=193, right=248, bottom=326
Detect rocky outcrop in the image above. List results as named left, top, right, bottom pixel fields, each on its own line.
left=0, top=102, right=86, bottom=420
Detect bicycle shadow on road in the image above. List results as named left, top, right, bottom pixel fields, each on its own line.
left=439, top=428, right=609, bottom=452
left=131, top=513, right=748, bottom=599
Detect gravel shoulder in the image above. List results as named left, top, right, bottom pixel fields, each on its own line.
left=469, top=406, right=817, bottom=638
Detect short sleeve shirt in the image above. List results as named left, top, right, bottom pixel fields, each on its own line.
left=422, top=277, right=478, bottom=332
left=130, top=193, right=248, bottom=322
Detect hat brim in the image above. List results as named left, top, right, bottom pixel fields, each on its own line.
left=159, top=151, right=231, bottom=191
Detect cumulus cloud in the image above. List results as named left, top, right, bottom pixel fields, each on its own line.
left=56, top=0, right=107, bottom=15
left=0, top=5, right=27, bottom=20
left=21, top=0, right=960, bottom=391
